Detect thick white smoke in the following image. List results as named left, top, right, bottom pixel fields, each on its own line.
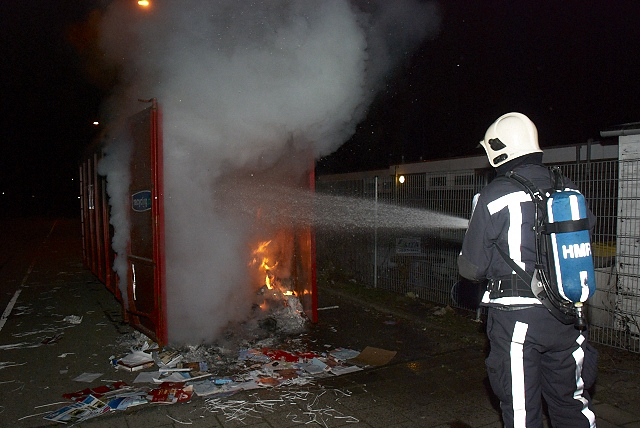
left=96, top=125, right=133, bottom=308
left=98, top=0, right=440, bottom=344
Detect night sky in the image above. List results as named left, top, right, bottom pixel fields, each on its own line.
left=1, top=0, right=106, bottom=216
left=2, top=1, right=640, bottom=216
left=318, top=0, right=640, bottom=173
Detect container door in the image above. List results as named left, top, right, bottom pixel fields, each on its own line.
left=125, top=99, right=167, bottom=346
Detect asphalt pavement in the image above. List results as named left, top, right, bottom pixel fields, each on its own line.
left=0, top=217, right=639, bottom=427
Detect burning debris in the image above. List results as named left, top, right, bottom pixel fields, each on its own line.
left=249, top=236, right=309, bottom=335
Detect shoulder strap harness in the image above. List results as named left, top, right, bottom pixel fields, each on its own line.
left=496, top=167, right=586, bottom=328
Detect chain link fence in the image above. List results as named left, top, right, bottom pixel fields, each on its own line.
left=316, top=159, right=640, bottom=352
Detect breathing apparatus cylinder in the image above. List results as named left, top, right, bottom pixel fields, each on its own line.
left=545, top=189, right=596, bottom=312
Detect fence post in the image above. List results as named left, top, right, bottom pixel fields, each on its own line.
left=374, top=176, right=378, bottom=289
left=616, top=136, right=640, bottom=342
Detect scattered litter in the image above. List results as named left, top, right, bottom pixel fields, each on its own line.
left=41, top=333, right=64, bottom=345
left=26, top=323, right=397, bottom=425
left=300, top=357, right=328, bottom=374
left=279, top=376, right=315, bottom=387
left=148, top=382, right=193, bottom=404
left=152, top=371, right=191, bottom=384
left=118, top=350, right=154, bottom=366
left=329, top=348, right=360, bottom=361
left=58, top=353, right=74, bottom=358
left=18, top=410, right=53, bottom=421
left=114, top=350, right=154, bottom=371
left=62, top=315, right=83, bottom=324
left=154, top=350, right=183, bottom=368
left=239, top=348, right=270, bottom=363
left=72, top=372, right=104, bottom=383
left=317, top=305, right=339, bottom=311
left=43, top=395, right=110, bottom=424
left=34, top=401, right=71, bottom=409
left=12, top=327, right=64, bottom=338
left=166, top=414, right=193, bottom=425
left=134, top=371, right=161, bottom=383
left=0, top=361, right=27, bottom=370
left=433, top=305, right=453, bottom=316
left=12, top=305, right=33, bottom=316
left=192, top=378, right=260, bottom=397
left=329, top=365, right=362, bottom=376
left=106, top=392, right=148, bottom=410
left=204, top=388, right=359, bottom=425
left=62, top=381, right=129, bottom=401
left=0, top=342, right=39, bottom=350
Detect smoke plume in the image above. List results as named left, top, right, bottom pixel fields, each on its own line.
left=97, top=0, right=440, bottom=344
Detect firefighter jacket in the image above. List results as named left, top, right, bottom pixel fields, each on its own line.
left=457, top=162, right=596, bottom=307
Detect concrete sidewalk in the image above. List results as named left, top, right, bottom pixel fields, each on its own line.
left=0, top=217, right=639, bottom=427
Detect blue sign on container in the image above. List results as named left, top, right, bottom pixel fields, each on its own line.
left=132, top=190, right=152, bottom=212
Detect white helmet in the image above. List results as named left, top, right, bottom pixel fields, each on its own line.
left=479, top=112, right=541, bottom=167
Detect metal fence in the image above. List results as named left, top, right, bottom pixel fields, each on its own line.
left=316, top=159, right=640, bottom=352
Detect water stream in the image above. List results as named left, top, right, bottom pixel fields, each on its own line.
left=215, top=180, right=470, bottom=233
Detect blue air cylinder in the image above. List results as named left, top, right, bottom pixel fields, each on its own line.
left=546, top=190, right=596, bottom=303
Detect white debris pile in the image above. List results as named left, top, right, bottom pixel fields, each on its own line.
left=267, top=295, right=308, bottom=334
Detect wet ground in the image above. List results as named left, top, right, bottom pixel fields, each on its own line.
left=0, top=217, right=639, bottom=427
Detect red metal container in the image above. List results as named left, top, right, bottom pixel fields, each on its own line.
left=80, top=99, right=317, bottom=345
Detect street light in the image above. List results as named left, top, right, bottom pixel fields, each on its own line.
left=138, top=0, right=150, bottom=7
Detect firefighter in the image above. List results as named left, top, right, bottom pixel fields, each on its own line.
left=458, top=112, right=598, bottom=427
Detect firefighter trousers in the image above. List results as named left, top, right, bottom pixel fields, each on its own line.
left=485, top=305, right=598, bottom=428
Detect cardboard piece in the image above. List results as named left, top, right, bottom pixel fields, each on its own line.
left=347, top=346, right=396, bottom=367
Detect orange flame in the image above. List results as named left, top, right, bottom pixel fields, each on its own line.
left=252, top=240, right=280, bottom=289
left=265, top=270, right=274, bottom=290
left=260, top=257, right=277, bottom=271
left=251, top=235, right=296, bottom=300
